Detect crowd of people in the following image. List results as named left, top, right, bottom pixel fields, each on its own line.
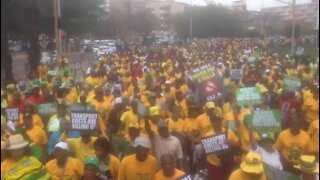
left=1, top=39, right=319, bottom=180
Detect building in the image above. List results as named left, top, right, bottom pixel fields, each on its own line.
left=261, top=0, right=319, bottom=29
left=110, top=0, right=149, bottom=15
left=146, top=0, right=187, bottom=31
left=231, top=0, right=247, bottom=14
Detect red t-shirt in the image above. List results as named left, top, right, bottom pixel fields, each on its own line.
left=8, top=100, right=26, bottom=112
left=26, top=95, right=45, bottom=105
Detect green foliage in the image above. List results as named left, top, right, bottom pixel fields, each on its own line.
left=174, top=5, right=246, bottom=39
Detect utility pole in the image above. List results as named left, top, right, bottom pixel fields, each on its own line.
left=190, top=0, right=193, bottom=42
left=53, top=0, right=62, bottom=60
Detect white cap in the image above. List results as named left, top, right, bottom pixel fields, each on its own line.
left=133, top=136, right=151, bottom=149
left=115, top=97, right=123, bottom=104
left=55, top=142, right=69, bottom=151
left=165, top=80, right=171, bottom=84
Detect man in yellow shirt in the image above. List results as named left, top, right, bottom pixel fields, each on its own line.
left=118, top=136, right=157, bottom=180
left=229, top=152, right=267, bottom=180
left=275, top=114, right=314, bottom=175
left=46, top=142, right=84, bottom=180
left=196, top=102, right=216, bottom=139
left=120, top=100, right=140, bottom=135
left=307, top=119, right=319, bottom=156
left=155, top=153, right=186, bottom=180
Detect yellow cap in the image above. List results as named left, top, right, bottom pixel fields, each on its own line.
left=294, top=155, right=319, bottom=174
left=240, top=152, right=264, bottom=174
left=150, top=106, right=160, bottom=117
left=205, top=102, right=215, bottom=109
left=129, top=121, right=139, bottom=129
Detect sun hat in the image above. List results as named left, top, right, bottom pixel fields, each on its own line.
left=294, top=155, right=319, bottom=174
left=6, top=134, right=29, bottom=150
left=205, top=102, right=215, bottom=109
left=84, top=156, right=100, bottom=168
left=157, top=120, right=168, bottom=128
left=133, top=136, right=151, bottom=149
left=240, top=152, right=264, bottom=174
left=54, top=142, right=69, bottom=151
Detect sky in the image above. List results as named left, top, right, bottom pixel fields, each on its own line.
left=176, top=0, right=312, bottom=11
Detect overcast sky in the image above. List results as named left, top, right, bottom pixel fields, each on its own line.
left=176, top=0, right=312, bottom=11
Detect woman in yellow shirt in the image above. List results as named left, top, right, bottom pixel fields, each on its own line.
left=46, top=142, right=84, bottom=180
left=93, top=137, right=120, bottom=179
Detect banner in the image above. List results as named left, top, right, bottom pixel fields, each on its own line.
left=37, top=103, right=57, bottom=117
left=230, top=69, right=243, bottom=80
left=188, top=63, right=225, bottom=105
left=236, top=87, right=263, bottom=106
left=5, top=108, right=19, bottom=121
left=283, top=75, right=302, bottom=92
left=246, top=110, right=282, bottom=133
left=71, top=111, right=98, bottom=131
left=264, top=163, right=300, bottom=180
left=201, top=134, right=229, bottom=155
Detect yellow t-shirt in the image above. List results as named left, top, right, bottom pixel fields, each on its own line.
left=167, top=118, right=185, bottom=134
left=229, top=169, right=267, bottom=180
left=120, top=111, right=139, bottom=135
left=19, top=114, right=44, bottom=128
left=65, top=137, right=98, bottom=162
left=196, top=113, right=212, bottom=139
left=275, top=129, right=314, bottom=163
left=100, top=155, right=121, bottom=179
left=301, top=98, right=319, bottom=122
left=205, top=129, right=239, bottom=166
left=183, top=117, right=200, bottom=143
left=27, top=125, right=48, bottom=145
left=238, top=124, right=260, bottom=153
left=308, top=120, right=319, bottom=153
left=118, top=154, right=157, bottom=180
left=1, top=159, right=16, bottom=175
left=45, top=157, right=84, bottom=180
left=154, top=169, right=185, bottom=180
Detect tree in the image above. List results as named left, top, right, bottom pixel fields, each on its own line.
left=285, top=24, right=301, bottom=39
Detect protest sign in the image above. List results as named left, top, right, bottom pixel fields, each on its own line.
left=71, top=111, right=98, bottom=131
left=246, top=110, right=281, bottom=133
left=264, top=163, right=300, bottom=180
left=188, top=63, right=225, bottom=105
left=201, top=134, right=229, bottom=155
left=37, top=103, right=57, bottom=117
left=248, top=56, right=257, bottom=63
left=236, top=87, right=263, bottom=106
left=5, top=108, right=19, bottom=121
left=178, top=174, right=192, bottom=180
left=70, top=104, right=95, bottom=112
left=230, top=69, right=243, bottom=80
left=283, top=75, right=302, bottom=92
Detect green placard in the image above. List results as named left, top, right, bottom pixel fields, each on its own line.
left=236, top=87, right=263, bottom=106
left=264, top=163, right=300, bottom=180
left=37, top=103, right=57, bottom=117
left=247, top=110, right=281, bottom=133
left=283, top=75, right=302, bottom=92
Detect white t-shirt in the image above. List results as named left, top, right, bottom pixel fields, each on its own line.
left=250, top=145, right=283, bottom=170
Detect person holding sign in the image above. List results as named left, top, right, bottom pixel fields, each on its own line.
left=275, top=113, right=314, bottom=175
left=204, top=112, right=239, bottom=180
left=48, top=103, right=70, bottom=133
left=229, top=152, right=267, bottom=180
left=155, top=153, right=186, bottom=180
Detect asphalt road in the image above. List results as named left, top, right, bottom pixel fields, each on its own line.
left=11, top=52, right=95, bottom=81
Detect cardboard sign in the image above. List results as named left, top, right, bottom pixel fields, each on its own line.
left=264, top=163, right=300, bottom=180
left=201, top=134, right=229, bottom=155
left=189, top=63, right=226, bottom=105
left=178, top=174, right=192, bottom=180
left=236, top=87, right=263, bottom=106
left=247, top=110, right=281, bottom=133
left=248, top=56, right=257, bottom=63
left=230, top=69, right=243, bottom=80
left=37, top=103, right=57, bottom=117
left=283, top=75, right=302, bottom=92
left=70, top=104, right=95, bottom=112
left=71, top=111, right=98, bottom=131
left=5, top=108, right=19, bottom=121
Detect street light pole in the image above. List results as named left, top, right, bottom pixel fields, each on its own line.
left=190, top=0, right=193, bottom=42
left=53, top=0, right=60, bottom=60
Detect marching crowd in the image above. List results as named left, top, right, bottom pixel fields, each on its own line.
left=1, top=39, right=319, bottom=180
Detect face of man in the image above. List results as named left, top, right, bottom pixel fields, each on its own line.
left=161, top=155, right=176, bottom=177
left=158, top=127, right=170, bottom=138
left=135, top=146, right=149, bottom=162
left=84, top=164, right=98, bottom=179
left=55, top=148, right=68, bottom=164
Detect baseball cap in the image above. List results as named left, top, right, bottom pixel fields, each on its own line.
left=129, top=121, right=140, bottom=129
left=115, top=97, right=123, bottom=104
left=165, top=80, right=171, bottom=84
left=84, top=156, right=100, bottom=168
left=205, top=102, right=215, bottom=109
left=133, top=136, right=151, bottom=149
left=54, top=142, right=69, bottom=151
left=150, top=106, right=160, bottom=117
left=259, top=132, right=274, bottom=142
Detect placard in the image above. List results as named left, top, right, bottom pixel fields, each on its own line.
left=201, top=134, right=229, bottom=155
left=264, top=163, right=300, bottom=180
left=283, top=75, right=302, bottom=92
left=5, top=108, right=19, bottom=121
left=71, top=111, right=98, bottom=131
left=230, top=69, right=243, bottom=80
left=236, top=87, right=263, bottom=106
left=37, top=103, right=57, bottom=117
left=188, top=63, right=226, bottom=105
left=247, top=110, right=281, bottom=133
left=178, top=174, right=192, bottom=180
